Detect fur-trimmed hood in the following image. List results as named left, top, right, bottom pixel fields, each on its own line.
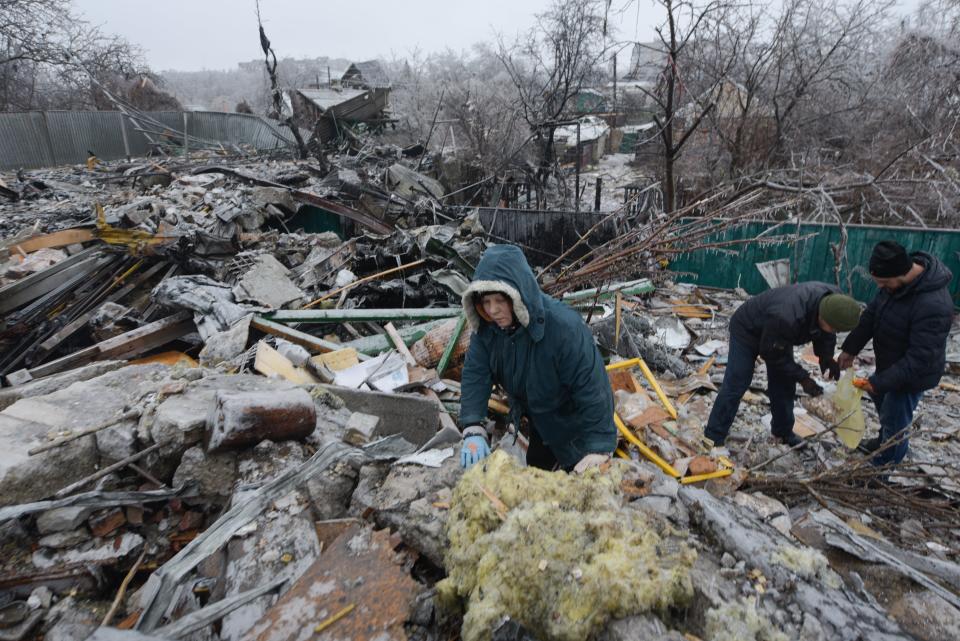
left=461, top=245, right=546, bottom=342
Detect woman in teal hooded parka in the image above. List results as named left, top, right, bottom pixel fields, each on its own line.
left=458, top=245, right=616, bottom=472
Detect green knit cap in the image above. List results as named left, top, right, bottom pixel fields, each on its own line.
left=819, top=294, right=860, bottom=331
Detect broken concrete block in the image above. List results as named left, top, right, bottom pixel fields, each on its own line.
left=305, top=457, right=362, bottom=520
left=364, top=456, right=462, bottom=566
left=317, top=384, right=439, bottom=447
left=232, top=254, right=304, bottom=309
left=343, top=411, right=380, bottom=445
left=89, top=508, right=126, bottom=537
left=32, top=531, right=143, bottom=570
left=152, top=392, right=209, bottom=454
left=0, top=365, right=169, bottom=505
left=96, top=418, right=138, bottom=463
left=43, top=597, right=100, bottom=641
left=348, top=462, right=391, bottom=515
left=207, top=388, right=316, bottom=453
left=172, top=445, right=237, bottom=497
left=38, top=528, right=91, bottom=549
left=199, top=314, right=252, bottom=367
left=36, top=506, right=93, bottom=534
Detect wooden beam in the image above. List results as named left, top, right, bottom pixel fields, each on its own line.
left=28, top=311, right=194, bottom=379
left=8, top=228, right=96, bottom=254
left=266, top=308, right=462, bottom=324
left=250, top=316, right=369, bottom=360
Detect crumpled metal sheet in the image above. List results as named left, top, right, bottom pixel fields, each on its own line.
left=136, top=441, right=363, bottom=631
left=241, top=524, right=421, bottom=641
left=0, top=486, right=193, bottom=524
left=151, top=275, right=254, bottom=340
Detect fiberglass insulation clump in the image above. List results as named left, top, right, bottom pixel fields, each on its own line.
left=437, top=450, right=697, bottom=641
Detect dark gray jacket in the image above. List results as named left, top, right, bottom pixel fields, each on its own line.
left=730, top=282, right=840, bottom=382
left=841, top=252, right=954, bottom=394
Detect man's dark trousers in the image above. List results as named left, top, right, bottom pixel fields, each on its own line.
left=869, top=389, right=922, bottom=465
left=705, top=337, right=797, bottom=445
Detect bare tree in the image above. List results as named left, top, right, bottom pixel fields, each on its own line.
left=632, top=1, right=734, bottom=213
left=254, top=1, right=310, bottom=160
left=0, top=0, right=174, bottom=111
left=498, top=0, right=609, bottom=206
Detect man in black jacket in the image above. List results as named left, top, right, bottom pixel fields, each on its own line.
left=705, top=283, right=861, bottom=447
left=838, top=241, right=954, bottom=465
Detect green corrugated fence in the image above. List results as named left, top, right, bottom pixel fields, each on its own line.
left=667, top=219, right=960, bottom=304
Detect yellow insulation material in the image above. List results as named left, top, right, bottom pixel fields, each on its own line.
left=704, top=598, right=789, bottom=641
left=437, top=450, right=697, bottom=641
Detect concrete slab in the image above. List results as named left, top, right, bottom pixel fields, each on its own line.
left=317, top=385, right=438, bottom=447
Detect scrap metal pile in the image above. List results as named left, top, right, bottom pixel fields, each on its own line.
left=1, top=151, right=959, bottom=641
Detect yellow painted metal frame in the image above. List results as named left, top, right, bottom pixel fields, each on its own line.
left=606, top=359, right=736, bottom=484
left=606, top=358, right=677, bottom=419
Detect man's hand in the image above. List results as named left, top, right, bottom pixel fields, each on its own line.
left=799, top=377, right=824, bottom=397
left=853, top=377, right=875, bottom=394
left=573, top=453, right=611, bottom=474
left=460, top=435, right=490, bottom=469
left=837, top=351, right=856, bottom=370
left=819, top=356, right=841, bottom=381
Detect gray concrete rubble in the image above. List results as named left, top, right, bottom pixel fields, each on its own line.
left=1, top=188, right=959, bottom=641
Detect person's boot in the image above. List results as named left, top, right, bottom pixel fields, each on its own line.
left=777, top=433, right=804, bottom=448
left=858, top=437, right=881, bottom=454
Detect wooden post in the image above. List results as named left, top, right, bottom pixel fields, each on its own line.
left=595, top=178, right=602, bottom=212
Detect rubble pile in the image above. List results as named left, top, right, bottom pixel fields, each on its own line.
left=1, top=151, right=959, bottom=641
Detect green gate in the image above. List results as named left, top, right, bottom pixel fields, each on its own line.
left=668, top=220, right=960, bottom=304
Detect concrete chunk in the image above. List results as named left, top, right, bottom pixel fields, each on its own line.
left=343, top=411, right=380, bottom=445
left=37, top=506, right=93, bottom=534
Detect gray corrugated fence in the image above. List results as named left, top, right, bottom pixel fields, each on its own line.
left=474, top=207, right=623, bottom=266
left=0, top=110, right=295, bottom=170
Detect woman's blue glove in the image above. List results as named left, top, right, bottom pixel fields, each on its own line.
left=460, top=435, right=491, bottom=469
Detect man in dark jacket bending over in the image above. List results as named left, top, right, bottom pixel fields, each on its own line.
left=705, top=282, right=861, bottom=447
left=458, top=245, right=616, bottom=473
left=838, top=241, right=954, bottom=465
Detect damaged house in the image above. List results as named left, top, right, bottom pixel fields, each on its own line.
left=289, top=60, right=392, bottom=143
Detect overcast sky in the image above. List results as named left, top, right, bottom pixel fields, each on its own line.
left=73, top=0, right=664, bottom=72
left=73, top=0, right=921, bottom=73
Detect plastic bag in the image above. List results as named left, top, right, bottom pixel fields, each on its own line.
left=832, top=371, right=865, bottom=448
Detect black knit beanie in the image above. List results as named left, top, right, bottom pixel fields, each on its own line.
left=869, top=241, right=912, bottom=278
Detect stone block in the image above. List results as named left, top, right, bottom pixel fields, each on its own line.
left=343, top=411, right=380, bottom=445
left=172, top=445, right=238, bottom=498
left=37, top=506, right=93, bottom=534
left=38, top=528, right=91, bottom=549
left=316, top=384, right=438, bottom=447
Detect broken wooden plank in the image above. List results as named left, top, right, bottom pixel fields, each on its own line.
left=253, top=341, right=319, bottom=385
left=250, top=316, right=366, bottom=359
left=384, top=322, right=418, bottom=367
left=304, top=259, right=427, bottom=308
left=311, top=347, right=360, bottom=372
left=267, top=308, right=462, bottom=324
left=9, top=228, right=97, bottom=254
left=0, top=247, right=106, bottom=314
left=27, top=311, right=194, bottom=379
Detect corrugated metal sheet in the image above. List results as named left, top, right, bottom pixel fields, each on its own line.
left=475, top=207, right=624, bottom=266
left=0, top=110, right=294, bottom=170
left=668, top=219, right=960, bottom=303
